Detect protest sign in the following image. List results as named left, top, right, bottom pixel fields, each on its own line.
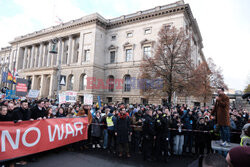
left=84, top=94, right=93, bottom=105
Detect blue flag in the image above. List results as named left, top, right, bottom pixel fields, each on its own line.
left=2, top=72, right=7, bottom=83
left=97, top=96, right=102, bottom=108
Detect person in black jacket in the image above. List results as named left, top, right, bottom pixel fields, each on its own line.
left=0, top=105, right=10, bottom=121
left=31, top=99, right=46, bottom=120
left=161, top=108, right=171, bottom=162
left=12, top=100, right=33, bottom=122
left=115, top=108, right=132, bottom=158
left=142, top=109, right=156, bottom=161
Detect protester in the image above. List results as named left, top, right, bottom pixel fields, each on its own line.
left=12, top=100, right=33, bottom=122
left=0, top=105, right=9, bottom=121
left=91, top=111, right=102, bottom=149
left=211, top=87, right=231, bottom=147
left=45, top=107, right=55, bottom=119
left=31, top=99, right=46, bottom=120
left=115, top=108, right=132, bottom=158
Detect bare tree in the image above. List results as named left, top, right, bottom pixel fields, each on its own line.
left=191, top=57, right=228, bottom=106
left=140, top=26, right=195, bottom=107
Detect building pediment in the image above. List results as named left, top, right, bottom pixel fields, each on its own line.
left=140, top=39, right=155, bottom=48
left=108, top=44, right=118, bottom=50
left=123, top=42, right=135, bottom=50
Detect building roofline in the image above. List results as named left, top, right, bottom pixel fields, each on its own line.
left=9, top=0, right=203, bottom=46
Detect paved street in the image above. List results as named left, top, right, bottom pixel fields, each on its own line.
left=21, top=148, right=196, bottom=167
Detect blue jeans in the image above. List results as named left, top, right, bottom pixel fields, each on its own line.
left=174, top=135, right=184, bottom=155
left=220, top=126, right=230, bottom=142
left=103, top=129, right=108, bottom=149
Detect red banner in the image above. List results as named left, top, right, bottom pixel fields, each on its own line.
left=0, top=117, right=88, bottom=161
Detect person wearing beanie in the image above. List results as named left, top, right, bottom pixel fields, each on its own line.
left=226, top=146, right=250, bottom=167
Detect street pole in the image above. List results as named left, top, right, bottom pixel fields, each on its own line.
left=56, top=40, right=61, bottom=102
left=49, top=38, right=60, bottom=101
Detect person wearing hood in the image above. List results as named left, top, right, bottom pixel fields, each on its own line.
left=106, top=109, right=117, bottom=154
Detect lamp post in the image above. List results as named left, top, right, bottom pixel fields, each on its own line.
left=49, top=38, right=61, bottom=101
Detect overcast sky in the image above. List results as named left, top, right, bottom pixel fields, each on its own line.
left=0, top=0, right=249, bottom=91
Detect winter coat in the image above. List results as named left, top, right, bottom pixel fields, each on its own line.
left=31, top=106, right=46, bottom=120
left=115, top=114, right=131, bottom=143
left=12, top=107, right=32, bottom=122
left=181, top=112, right=195, bottom=130
left=0, top=114, right=10, bottom=121
left=91, top=116, right=102, bottom=137
left=212, top=93, right=230, bottom=126
left=132, top=113, right=143, bottom=132
left=142, top=114, right=156, bottom=139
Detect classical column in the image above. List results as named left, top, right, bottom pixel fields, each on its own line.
left=39, top=74, right=45, bottom=98
left=38, top=43, right=44, bottom=68
left=15, top=47, right=22, bottom=70
left=34, top=46, right=39, bottom=68
left=30, top=45, right=35, bottom=68
left=61, top=40, right=65, bottom=64
left=71, top=37, right=75, bottom=63
left=67, top=35, right=73, bottom=65
left=23, top=47, right=28, bottom=69
left=27, top=48, right=30, bottom=68
left=9, top=49, right=15, bottom=71
left=49, top=73, right=56, bottom=98
left=78, top=32, right=84, bottom=65
left=31, top=75, right=35, bottom=89
left=56, top=38, right=62, bottom=66
left=42, top=43, right=47, bottom=67
left=47, top=42, right=52, bottom=67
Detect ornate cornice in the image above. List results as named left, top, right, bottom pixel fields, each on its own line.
left=9, top=1, right=202, bottom=48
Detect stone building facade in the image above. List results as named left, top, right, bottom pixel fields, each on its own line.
left=0, top=0, right=205, bottom=105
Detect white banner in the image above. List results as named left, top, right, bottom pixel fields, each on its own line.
left=65, top=91, right=77, bottom=103
left=27, top=90, right=40, bottom=98
left=84, top=94, right=93, bottom=105
left=59, top=93, right=66, bottom=104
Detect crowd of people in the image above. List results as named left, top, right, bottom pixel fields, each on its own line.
left=0, top=96, right=250, bottom=166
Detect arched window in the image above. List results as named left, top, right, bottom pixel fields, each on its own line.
left=68, top=74, right=74, bottom=90
left=80, top=74, right=87, bottom=90
left=124, top=75, right=131, bottom=92
left=108, top=75, right=114, bottom=92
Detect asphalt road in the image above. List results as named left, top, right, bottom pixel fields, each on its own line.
left=19, top=148, right=197, bottom=167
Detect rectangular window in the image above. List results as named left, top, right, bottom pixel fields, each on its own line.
left=127, top=32, right=133, bottom=38
left=123, top=98, right=129, bottom=104
left=111, top=35, right=116, bottom=41
left=110, top=51, right=115, bottom=63
left=83, top=49, right=90, bottom=62
left=144, top=28, right=151, bottom=35
left=143, top=46, right=151, bottom=58
left=107, top=97, right=112, bottom=103
left=125, top=49, right=132, bottom=62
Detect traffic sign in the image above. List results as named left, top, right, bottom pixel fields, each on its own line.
left=60, top=75, right=66, bottom=86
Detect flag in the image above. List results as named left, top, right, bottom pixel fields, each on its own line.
left=55, top=16, right=63, bottom=24
left=7, top=70, right=16, bottom=84
left=1, top=72, right=7, bottom=83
